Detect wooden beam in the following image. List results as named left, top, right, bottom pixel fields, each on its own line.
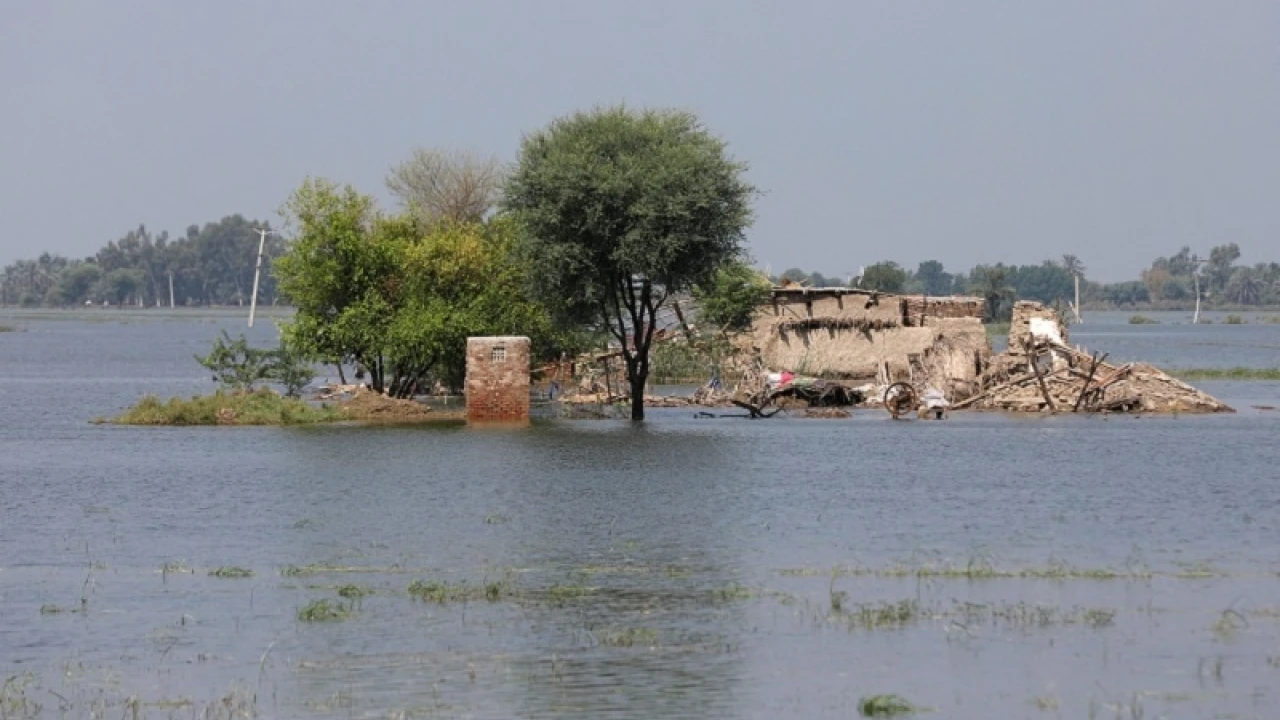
left=1022, top=339, right=1057, bottom=413
left=1072, top=352, right=1108, bottom=412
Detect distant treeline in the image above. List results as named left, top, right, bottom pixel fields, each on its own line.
left=778, top=243, right=1280, bottom=321
left=0, top=215, right=284, bottom=307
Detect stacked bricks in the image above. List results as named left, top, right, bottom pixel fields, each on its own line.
left=465, top=336, right=531, bottom=422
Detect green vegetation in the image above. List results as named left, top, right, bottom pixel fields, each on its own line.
left=984, top=322, right=1011, bottom=339
left=1171, top=368, right=1280, bottom=381
left=1224, top=314, right=1246, bottom=324
left=547, top=584, right=594, bottom=601
left=649, top=333, right=734, bottom=384
left=1, top=216, right=284, bottom=307
left=336, top=584, right=372, bottom=599
left=407, top=577, right=513, bottom=603
left=710, top=583, right=756, bottom=602
left=779, top=560, right=1150, bottom=581
left=282, top=563, right=395, bottom=576
left=209, top=566, right=254, bottom=578
left=858, top=694, right=919, bottom=717
left=1129, top=314, right=1160, bottom=324
left=297, top=599, right=351, bottom=622
left=107, top=389, right=339, bottom=426
left=0, top=324, right=16, bottom=332
left=692, top=260, right=772, bottom=332
left=276, top=179, right=563, bottom=396
left=858, top=261, right=907, bottom=294
left=780, top=245, right=1280, bottom=313
left=504, top=105, right=756, bottom=420
left=196, top=331, right=315, bottom=397
left=595, top=627, right=659, bottom=647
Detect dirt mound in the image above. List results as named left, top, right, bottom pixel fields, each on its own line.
left=338, top=389, right=436, bottom=421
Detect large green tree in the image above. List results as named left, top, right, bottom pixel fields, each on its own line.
left=692, top=261, right=771, bottom=333
left=503, top=106, right=755, bottom=420
left=276, top=178, right=557, bottom=397
left=858, top=261, right=907, bottom=293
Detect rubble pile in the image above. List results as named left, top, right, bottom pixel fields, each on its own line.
left=956, top=302, right=1233, bottom=414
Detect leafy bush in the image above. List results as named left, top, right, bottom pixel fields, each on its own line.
left=1224, top=314, right=1245, bottom=325
left=858, top=694, right=918, bottom=717
left=1128, top=315, right=1159, bottom=325
left=692, top=261, right=771, bottom=332
left=196, top=331, right=315, bottom=397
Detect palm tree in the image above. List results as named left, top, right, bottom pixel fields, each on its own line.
left=1060, top=254, right=1086, bottom=279
left=1225, top=267, right=1263, bottom=305
left=971, top=265, right=1016, bottom=322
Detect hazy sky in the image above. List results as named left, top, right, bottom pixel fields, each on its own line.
left=3, top=1, right=1277, bottom=281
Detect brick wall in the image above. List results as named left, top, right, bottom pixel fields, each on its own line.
left=465, top=336, right=531, bottom=422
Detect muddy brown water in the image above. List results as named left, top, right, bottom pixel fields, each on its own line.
left=2, top=308, right=1280, bottom=719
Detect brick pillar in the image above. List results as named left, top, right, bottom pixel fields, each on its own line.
left=465, top=336, right=531, bottom=422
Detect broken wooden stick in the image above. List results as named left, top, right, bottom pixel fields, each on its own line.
left=1072, top=352, right=1108, bottom=412
left=1022, top=339, right=1057, bottom=413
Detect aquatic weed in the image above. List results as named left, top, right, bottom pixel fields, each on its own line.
left=297, top=599, right=350, bottom=622
left=710, top=583, right=755, bottom=602
left=858, top=694, right=918, bottom=717
left=1211, top=609, right=1248, bottom=640
left=209, top=566, right=254, bottom=578
left=336, top=584, right=372, bottom=599
left=595, top=627, right=659, bottom=648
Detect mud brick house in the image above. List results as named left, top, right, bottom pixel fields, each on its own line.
left=750, top=287, right=990, bottom=397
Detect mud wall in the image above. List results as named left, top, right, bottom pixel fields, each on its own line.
left=750, top=290, right=990, bottom=394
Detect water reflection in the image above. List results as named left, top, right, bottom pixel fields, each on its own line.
left=2, top=311, right=1280, bottom=718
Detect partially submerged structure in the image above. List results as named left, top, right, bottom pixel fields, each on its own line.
left=956, top=302, right=1232, bottom=413
left=465, top=336, right=531, bottom=422
left=749, top=287, right=990, bottom=399
left=547, top=287, right=1231, bottom=416
left=741, top=288, right=1231, bottom=415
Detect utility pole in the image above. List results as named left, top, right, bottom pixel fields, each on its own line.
left=1193, top=272, right=1203, bottom=325
left=1072, top=272, right=1083, bottom=325
left=248, top=228, right=275, bottom=328
left=1192, top=256, right=1205, bottom=325
left=168, top=271, right=175, bottom=309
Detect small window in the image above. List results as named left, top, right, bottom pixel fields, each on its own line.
left=490, top=346, right=506, bottom=362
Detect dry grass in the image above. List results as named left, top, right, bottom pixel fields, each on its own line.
left=104, top=389, right=339, bottom=426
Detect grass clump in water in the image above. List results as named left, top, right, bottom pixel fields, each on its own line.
left=297, top=598, right=351, bottom=622
left=1172, top=367, right=1280, bottom=381
left=547, top=583, right=593, bottom=601
left=710, top=583, right=755, bottom=602
left=1224, top=314, right=1246, bottom=325
left=846, top=600, right=920, bottom=630
left=336, top=584, right=372, bottom=599
left=1128, top=315, right=1159, bottom=325
left=106, top=388, right=339, bottom=426
left=858, top=694, right=919, bottom=717
left=209, top=566, right=254, bottom=578
left=408, top=577, right=513, bottom=603
left=595, top=627, right=659, bottom=647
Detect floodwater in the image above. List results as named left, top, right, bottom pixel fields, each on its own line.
left=2, top=308, right=1280, bottom=719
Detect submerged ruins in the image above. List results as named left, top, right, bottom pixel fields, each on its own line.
left=555, top=285, right=1233, bottom=416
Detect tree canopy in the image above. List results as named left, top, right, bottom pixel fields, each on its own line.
left=692, top=261, right=772, bottom=333
left=275, top=178, right=559, bottom=397
left=504, top=106, right=755, bottom=419
left=0, top=217, right=283, bottom=307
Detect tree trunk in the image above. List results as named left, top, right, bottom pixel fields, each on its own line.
left=629, top=370, right=646, bottom=420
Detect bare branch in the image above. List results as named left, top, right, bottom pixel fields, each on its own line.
left=385, top=148, right=506, bottom=224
